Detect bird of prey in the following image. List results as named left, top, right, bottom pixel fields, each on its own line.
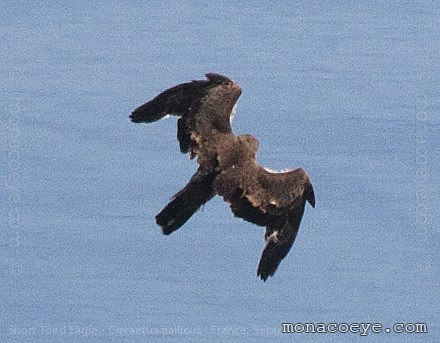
left=130, top=73, right=315, bottom=281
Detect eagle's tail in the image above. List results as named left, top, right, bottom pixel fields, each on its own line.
left=156, top=172, right=216, bottom=235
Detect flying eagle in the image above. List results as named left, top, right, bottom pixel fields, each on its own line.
left=130, top=73, right=315, bottom=281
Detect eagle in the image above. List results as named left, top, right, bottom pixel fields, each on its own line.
left=130, top=73, right=315, bottom=281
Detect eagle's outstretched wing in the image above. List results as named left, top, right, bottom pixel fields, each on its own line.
left=130, top=73, right=242, bottom=158
left=156, top=169, right=217, bottom=235
left=216, top=166, right=315, bottom=281
left=256, top=200, right=308, bottom=281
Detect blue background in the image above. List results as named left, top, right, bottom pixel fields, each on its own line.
left=1, top=1, right=438, bottom=342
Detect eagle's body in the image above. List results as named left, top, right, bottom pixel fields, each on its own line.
left=130, top=73, right=315, bottom=281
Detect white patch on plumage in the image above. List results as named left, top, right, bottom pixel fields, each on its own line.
left=267, top=230, right=279, bottom=243
left=263, top=166, right=293, bottom=174
left=269, top=198, right=278, bottom=206
left=230, top=103, right=237, bottom=124
left=263, top=166, right=278, bottom=173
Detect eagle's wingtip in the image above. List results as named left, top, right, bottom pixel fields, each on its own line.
left=306, top=183, right=316, bottom=208
left=129, top=112, right=140, bottom=123
left=258, top=274, right=269, bottom=282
